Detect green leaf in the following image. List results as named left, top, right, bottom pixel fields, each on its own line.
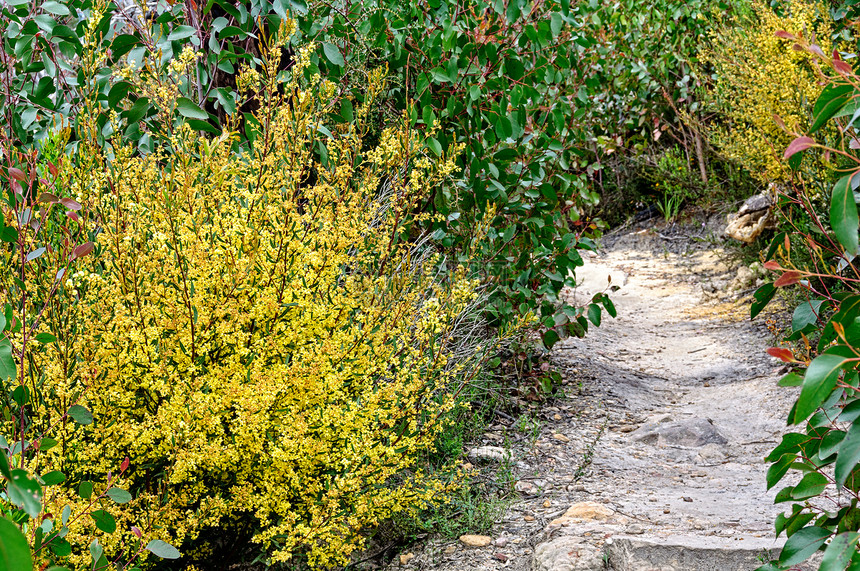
left=34, top=333, right=56, bottom=344
left=506, top=0, right=521, bottom=23
left=427, top=138, right=442, bottom=156
left=793, top=300, right=827, bottom=333
left=0, top=517, right=32, bottom=571
left=321, top=42, right=344, bottom=66
left=791, top=471, right=828, bottom=499
left=78, top=481, right=93, bottom=500
left=105, top=488, right=132, bottom=504
left=587, top=303, right=601, bottom=327
left=551, top=12, right=563, bottom=36
left=811, top=83, right=855, bottom=133
left=167, top=26, right=196, bottom=41
left=779, top=526, right=831, bottom=566
left=794, top=347, right=856, bottom=424
left=0, top=227, right=17, bottom=243
left=778, top=372, right=803, bottom=387
left=0, top=339, right=15, bottom=382
left=8, top=469, right=43, bottom=518
left=176, top=98, right=208, bottom=120
left=831, top=173, right=860, bottom=257
left=41, top=471, right=64, bottom=486
left=48, top=537, right=72, bottom=557
left=767, top=453, right=796, bottom=489
left=89, top=510, right=116, bottom=534
left=600, top=296, right=617, bottom=318
left=68, top=405, right=92, bottom=425
left=836, top=421, right=860, bottom=487
left=145, top=539, right=181, bottom=559
left=41, top=1, right=70, bottom=16
left=542, top=329, right=560, bottom=349
left=820, top=532, right=859, bottom=571
left=89, top=539, right=102, bottom=565
left=0, top=454, right=10, bottom=481
left=339, top=99, right=354, bottom=122
left=185, top=119, right=220, bottom=134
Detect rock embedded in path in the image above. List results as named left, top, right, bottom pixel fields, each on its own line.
left=459, top=534, right=493, bottom=547
left=605, top=534, right=787, bottom=571
left=532, top=536, right=605, bottom=571
left=467, top=445, right=511, bottom=462
left=550, top=501, right=616, bottom=526
left=630, top=416, right=727, bottom=447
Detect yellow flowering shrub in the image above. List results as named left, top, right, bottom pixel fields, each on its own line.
left=29, top=36, right=484, bottom=568
left=703, top=0, right=835, bottom=182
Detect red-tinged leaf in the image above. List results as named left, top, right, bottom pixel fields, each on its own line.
left=785, top=233, right=791, bottom=253
left=8, top=167, right=25, bottom=181
left=773, top=114, right=787, bottom=130
left=131, top=526, right=142, bottom=538
left=851, top=138, right=860, bottom=149
left=775, top=271, right=803, bottom=287
left=768, top=347, right=797, bottom=362
left=71, top=242, right=94, bottom=260
left=784, top=136, right=816, bottom=159
left=66, top=211, right=80, bottom=222
left=764, top=260, right=783, bottom=270
left=59, top=197, right=81, bottom=211
left=835, top=59, right=853, bottom=75
left=809, top=44, right=826, bottom=58
left=775, top=30, right=794, bottom=39
left=11, top=180, right=22, bottom=195
left=793, top=43, right=804, bottom=51
left=120, top=457, right=129, bottom=472
left=834, top=322, right=846, bottom=340
left=48, top=162, right=58, bottom=177
left=37, top=192, right=59, bottom=204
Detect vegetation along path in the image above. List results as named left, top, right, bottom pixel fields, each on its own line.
left=387, top=228, right=810, bottom=571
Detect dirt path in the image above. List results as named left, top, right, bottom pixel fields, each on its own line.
left=384, top=236, right=809, bottom=571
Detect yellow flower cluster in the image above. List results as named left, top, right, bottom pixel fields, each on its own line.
left=35, top=46, right=480, bottom=567
left=703, top=0, right=835, bottom=182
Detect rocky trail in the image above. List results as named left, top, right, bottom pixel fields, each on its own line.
left=381, top=226, right=808, bottom=571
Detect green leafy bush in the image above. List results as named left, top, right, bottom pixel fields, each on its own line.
left=755, top=34, right=860, bottom=570
left=0, top=3, right=510, bottom=567
left=703, top=0, right=837, bottom=184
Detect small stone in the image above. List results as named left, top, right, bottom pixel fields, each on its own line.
left=493, top=553, right=509, bottom=562
left=543, top=500, right=551, bottom=508
left=524, top=515, right=535, bottom=522
left=550, top=502, right=615, bottom=525
left=515, top=480, right=535, bottom=493
left=399, top=553, right=415, bottom=565
left=461, top=462, right=473, bottom=471
left=444, top=545, right=457, bottom=554
left=663, top=508, right=671, bottom=514
left=553, top=433, right=570, bottom=443
left=553, top=413, right=562, bottom=420
left=494, top=538, right=508, bottom=548
left=683, top=496, right=693, bottom=502
left=627, top=524, right=645, bottom=535
left=467, top=446, right=512, bottom=463
left=703, top=382, right=711, bottom=387
left=460, top=534, right=493, bottom=547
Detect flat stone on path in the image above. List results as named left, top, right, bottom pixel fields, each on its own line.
left=630, top=415, right=728, bottom=447
left=550, top=501, right=616, bottom=525
left=605, top=534, right=783, bottom=571
left=459, top=534, right=493, bottom=547
left=533, top=537, right=604, bottom=571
